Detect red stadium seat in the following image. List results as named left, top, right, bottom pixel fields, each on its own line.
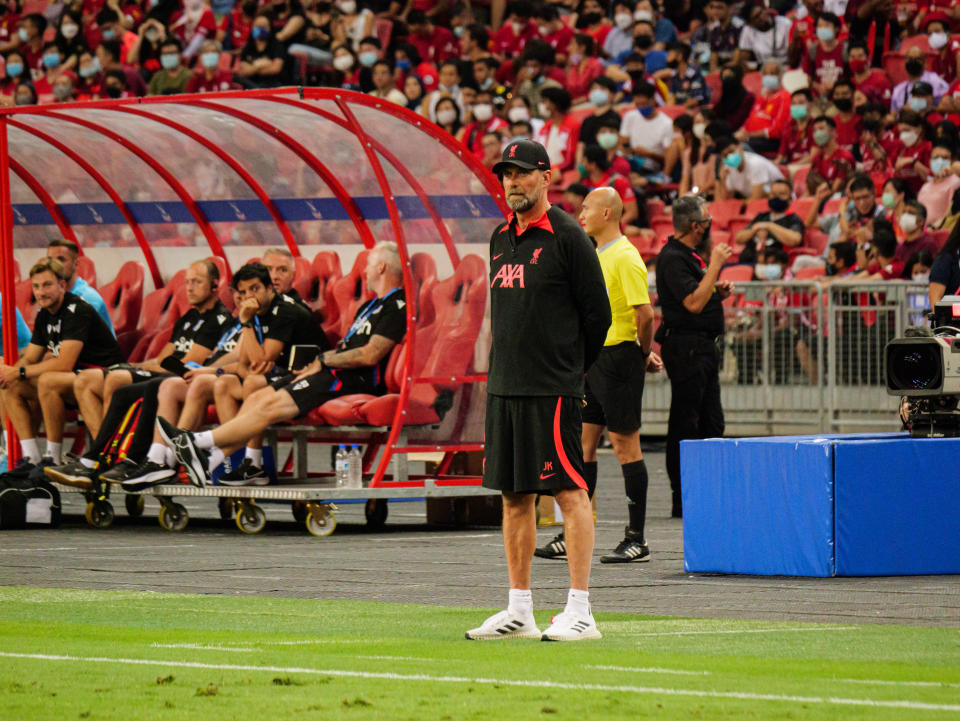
left=97, top=261, right=144, bottom=356
left=899, top=34, right=930, bottom=53
left=929, top=229, right=950, bottom=252
left=720, top=264, right=754, bottom=282
left=646, top=198, right=666, bottom=219
left=789, top=196, right=815, bottom=219
left=374, top=17, right=393, bottom=48
left=882, top=52, right=909, bottom=87
left=794, top=265, right=826, bottom=280
left=659, top=105, right=688, bottom=119
left=708, top=199, right=744, bottom=230
left=742, top=72, right=763, bottom=97
left=704, top=72, right=721, bottom=103
left=12, top=259, right=20, bottom=283
left=14, top=277, right=37, bottom=327
left=311, top=250, right=343, bottom=332
left=792, top=166, right=811, bottom=197
left=410, top=252, right=438, bottom=327
left=76, top=255, right=97, bottom=288
left=806, top=229, right=830, bottom=254
left=291, top=254, right=316, bottom=301
left=822, top=197, right=844, bottom=216
left=744, top=198, right=770, bottom=217
left=327, top=251, right=373, bottom=344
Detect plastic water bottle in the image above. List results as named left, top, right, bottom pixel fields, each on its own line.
left=348, top=445, right=363, bottom=488
left=335, top=445, right=348, bottom=487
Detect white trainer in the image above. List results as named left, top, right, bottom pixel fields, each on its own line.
left=541, top=611, right=602, bottom=641
left=465, top=609, right=541, bottom=640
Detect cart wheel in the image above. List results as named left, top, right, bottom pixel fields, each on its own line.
left=364, top=498, right=388, bottom=529
left=218, top=497, right=235, bottom=521
left=236, top=502, right=266, bottom=534
left=158, top=503, right=189, bottom=532
left=125, top=494, right=145, bottom=518
left=85, top=500, right=115, bottom=529
left=292, top=500, right=308, bottom=523
left=305, top=505, right=336, bottom=537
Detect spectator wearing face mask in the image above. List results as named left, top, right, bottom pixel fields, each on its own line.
left=735, top=179, right=804, bottom=264
left=15, top=13, right=45, bottom=79
left=49, top=70, right=75, bottom=104
left=459, top=88, right=508, bottom=157
left=830, top=80, right=861, bottom=152
left=908, top=82, right=940, bottom=125
left=801, top=11, right=845, bottom=98
left=54, top=10, right=88, bottom=75
left=576, top=77, right=620, bottom=164
left=847, top=41, right=891, bottom=108
left=577, top=1, right=615, bottom=51
left=923, top=13, right=959, bottom=86
left=858, top=117, right=891, bottom=190
left=661, top=42, right=710, bottom=110
left=735, top=1, right=792, bottom=68
left=690, top=0, right=743, bottom=72
left=1, top=51, right=25, bottom=98
left=12, top=79, right=34, bottom=106
left=490, top=2, right=537, bottom=60
left=564, top=33, right=604, bottom=105
left=96, top=39, right=147, bottom=96
left=918, top=141, right=960, bottom=229
left=129, top=18, right=167, bottom=77
left=534, top=85, right=579, bottom=179
left=736, top=59, right=790, bottom=155
left=74, top=51, right=103, bottom=100
left=856, top=221, right=904, bottom=281
left=33, top=42, right=65, bottom=102
left=621, top=81, right=674, bottom=178
left=716, top=136, right=785, bottom=200
left=604, top=0, right=637, bottom=60
left=236, top=16, right=287, bottom=89
left=186, top=39, right=232, bottom=92
left=168, top=0, right=218, bottom=60
left=434, top=95, right=462, bottom=136
left=893, top=200, right=942, bottom=275
left=776, top=88, right=814, bottom=165
left=905, top=249, right=934, bottom=285
left=93, top=8, right=138, bottom=63
left=579, top=144, right=640, bottom=230
left=421, top=59, right=463, bottom=122
left=787, top=0, right=825, bottom=68
left=148, top=38, right=192, bottom=94
left=891, top=47, right=949, bottom=112
left=891, top=109, right=932, bottom=195
left=807, top=115, right=855, bottom=195
left=100, top=69, right=131, bottom=99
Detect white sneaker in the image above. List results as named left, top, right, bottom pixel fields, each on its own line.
left=465, top=609, right=541, bottom=640
left=541, top=611, right=602, bottom=641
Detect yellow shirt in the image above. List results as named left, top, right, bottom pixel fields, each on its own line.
left=597, top=236, right=650, bottom=346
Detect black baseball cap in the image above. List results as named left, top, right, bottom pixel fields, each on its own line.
left=492, top=139, right=551, bottom=175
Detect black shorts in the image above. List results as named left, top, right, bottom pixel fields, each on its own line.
left=100, top=364, right=170, bottom=382
left=274, top=368, right=373, bottom=416
left=483, top=394, right=586, bottom=494
left=582, top=342, right=647, bottom=434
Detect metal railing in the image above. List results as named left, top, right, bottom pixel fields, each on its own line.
left=642, top=281, right=930, bottom=436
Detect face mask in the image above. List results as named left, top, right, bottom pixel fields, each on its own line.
left=693, top=122, right=706, bottom=139
left=816, top=26, right=834, bottom=42
left=761, top=74, right=779, bottom=92
left=881, top=191, right=896, bottom=208
left=833, top=97, right=852, bottom=112
left=333, top=54, right=353, bottom=71
left=105, top=84, right=123, bottom=98
left=635, top=34, right=653, bottom=50
left=511, top=21, right=523, bottom=35
left=813, top=128, right=831, bottom=146
left=472, top=103, right=492, bottom=122
left=43, top=53, right=60, bottom=68
left=201, top=51, right=220, bottom=68
left=790, top=104, right=808, bottom=120
left=453, top=25, right=465, bottom=37
left=769, top=197, right=789, bottom=213
left=931, top=157, right=951, bottom=174
left=359, top=50, right=378, bottom=67
left=79, top=61, right=99, bottom=78
left=905, top=58, right=924, bottom=76
left=614, top=12, right=632, bottom=29
left=900, top=130, right=919, bottom=147
left=101, top=28, right=116, bottom=40
left=161, top=53, right=179, bottom=69
left=638, top=104, right=654, bottom=118
left=755, top=263, right=782, bottom=280
left=508, top=106, right=529, bottom=122
left=479, top=77, right=493, bottom=90
left=597, top=131, right=618, bottom=149
left=438, top=82, right=456, bottom=93
left=900, top=212, right=918, bottom=233
left=14, top=92, right=31, bottom=105
left=145, top=28, right=160, bottom=42
left=338, top=0, right=356, bottom=13
left=849, top=58, right=867, bottom=74
left=251, top=26, right=269, bottom=40
left=929, top=32, right=948, bottom=50
left=437, top=108, right=457, bottom=125
left=61, top=23, right=79, bottom=39
left=537, top=101, right=550, bottom=117
left=699, top=48, right=710, bottom=65
left=569, top=52, right=583, bottom=65
left=912, top=271, right=930, bottom=283
left=589, top=88, right=609, bottom=106
left=723, top=151, right=742, bottom=169
left=52, top=84, right=72, bottom=101
left=17, top=27, right=28, bottom=42
left=908, top=96, right=927, bottom=112
left=634, top=9, right=653, bottom=22
left=5, top=62, right=22, bottom=78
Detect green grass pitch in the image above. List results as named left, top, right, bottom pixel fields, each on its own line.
left=0, top=587, right=958, bottom=720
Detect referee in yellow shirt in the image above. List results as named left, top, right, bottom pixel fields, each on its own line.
left=535, top=187, right=662, bottom=564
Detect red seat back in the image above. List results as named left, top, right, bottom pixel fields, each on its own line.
left=76, top=255, right=97, bottom=288
left=719, top=264, right=755, bottom=282
left=329, top=251, right=373, bottom=342
left=410, top=252, right=438, bottom=327
left=97, top=261, right=144, bottom=336
left=742, top=71, right=763, bottom=97
left=291, top=255, right=316, bottom=301
left=14, top=277, right=37, bottom=327
left=708, top=199, right=744, bottom=230
left=138, top=270, right=186, bottom=333
left=312, top=250, right=343, bottom=336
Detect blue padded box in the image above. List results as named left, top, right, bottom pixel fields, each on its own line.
left=681, top=433, right=960, bottom=577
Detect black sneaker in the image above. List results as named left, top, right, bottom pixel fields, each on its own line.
left=218, top=458, right=268, bottom=487
left=28, top=457, right=57, bottom=483
left=171, top=432, right=210, bottom=488
left=600, top=528, right=650, bottom=564
left=534, top=531, right=566, bottom=560
left=117, top=460, right=177, bottom=491
left=98, top=458, right=139, bottom=484
left=155, top=416, right=185, bottom=449
left=44, top=458, right=97, bottom=489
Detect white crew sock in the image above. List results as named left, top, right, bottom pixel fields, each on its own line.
left=207, top=447, right=225, bottom=474
left=508, top=589, right=533, bottom=617
left=45, top=441, right=62, bottom=463
left=20, top=438, right=41, bottom=464
left=194, top=431, right=214, bottom=449
left=245, top=447, right=262, bottom=466
left=2, top=430, right=8, bottom=451
left=147, top=443, right=168, bottom=466
left=165, top=448, right=176, bottom=468
left=565, top=588, right=591, bottom=618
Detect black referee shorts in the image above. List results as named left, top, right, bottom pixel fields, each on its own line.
left=582, top=341, right=647, bottom=434
left=483, top=394, right=586, bottom=495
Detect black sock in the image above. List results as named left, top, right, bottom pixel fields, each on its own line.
left=622, top=459, right=648, bottom=539
left=584, top=461, right=598, bottom=500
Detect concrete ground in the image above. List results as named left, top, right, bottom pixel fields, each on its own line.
left=0, top=445, right=957, bottom=627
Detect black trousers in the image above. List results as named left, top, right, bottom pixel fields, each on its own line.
left=661, top=332, right=725, bottom=505
left=84, top=377, right=167, bottom=466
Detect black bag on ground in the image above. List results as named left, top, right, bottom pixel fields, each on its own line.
left=0, top=473, right=61, bottom=529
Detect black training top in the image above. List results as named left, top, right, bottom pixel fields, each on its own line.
left=260, top=292, right=319, bottom=370
left=488, top=205, right=611, bottom=397
left=31, top=291, right=124, bottom=369
left=335, top=288, right=407, bottom=392
left=169, top=301, right=233, bottom=360
left=656, top=237, right=725, bottom=335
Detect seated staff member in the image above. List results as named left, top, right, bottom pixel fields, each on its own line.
left=158, top=241, right=407, bottom=487
left=73, top=259, right=230, bottom=439
left=46, top=239, right=114, bottom=335
left=0, top=295, right=33, bottom=470
left=0, top=259, right=123, bottom=471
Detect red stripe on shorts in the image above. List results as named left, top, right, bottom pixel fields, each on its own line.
left=553, top=396, right=586, bottom=490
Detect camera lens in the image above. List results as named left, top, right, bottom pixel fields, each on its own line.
left=888, top=343, right=942, bottom=391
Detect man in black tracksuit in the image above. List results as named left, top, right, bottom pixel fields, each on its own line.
left=655, top=195, right=733, bottom=518
left=465, top=140, right=611, bottom=643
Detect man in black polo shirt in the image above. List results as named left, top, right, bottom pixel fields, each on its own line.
left=656, top=195, right=733, bottom=518
left=465, top=140, right=611, bottom=643
left=0, top=258, right=123, bottom=472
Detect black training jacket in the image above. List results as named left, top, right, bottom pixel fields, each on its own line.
left=487, top=205, right=611, bottom=398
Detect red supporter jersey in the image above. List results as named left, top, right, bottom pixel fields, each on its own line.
left=867, top=259, right=905, bottom=280
left=461, top=116, right=508, bottom=157
left=854, top=69, right=892, bottom=106
left=229, top=9, right=252, bottom=49
left=778, top=120, right=813, bottom=162
left=582, top=170, right=636, bottom=205
left=585, top=23, right=611, bottom=48
left=742, top=89, right=791, bottom=139
left=491, top=20, right=538, bottom=57
left=21, top=42, right=44, bottom=80
left=564, top=58, right=604, bottom=100
left=811, top=146, right=855, bottom=184
left=0, top=12, right=19, bottom=43
left=542, top=26, right=574, bottom=55
left=879, top=128, right=900, bottom=160
left=408, top=25, right=457, bottom=64
left=169, top=8, right=217, bottom=45
left=930, top=41, right=959, bottom=85
left=833, top=113, right=862, bottom=151
left=803, top=42, right=845, bottom=92
left=186, top=69, right=233, bottom=93
left=892, top=138, right=932, bottom=193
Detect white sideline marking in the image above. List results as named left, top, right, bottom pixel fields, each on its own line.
left=261, top=639, right=372, bottom=646
left=624, top=626, right=860, bottom=637
left=0, top=651, right=957, bottom=712
left=357, top=655, right=436, bottom=662
left=151, top=643, right=254, bottom=653
left=837, top=678, right=960, bottom=688
left=585, top=664, right=711, bottom=676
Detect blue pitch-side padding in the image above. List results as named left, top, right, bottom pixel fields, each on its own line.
left=682, top=433, right=960, bottom=577
left=11, top=194, right=504, bottom=227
